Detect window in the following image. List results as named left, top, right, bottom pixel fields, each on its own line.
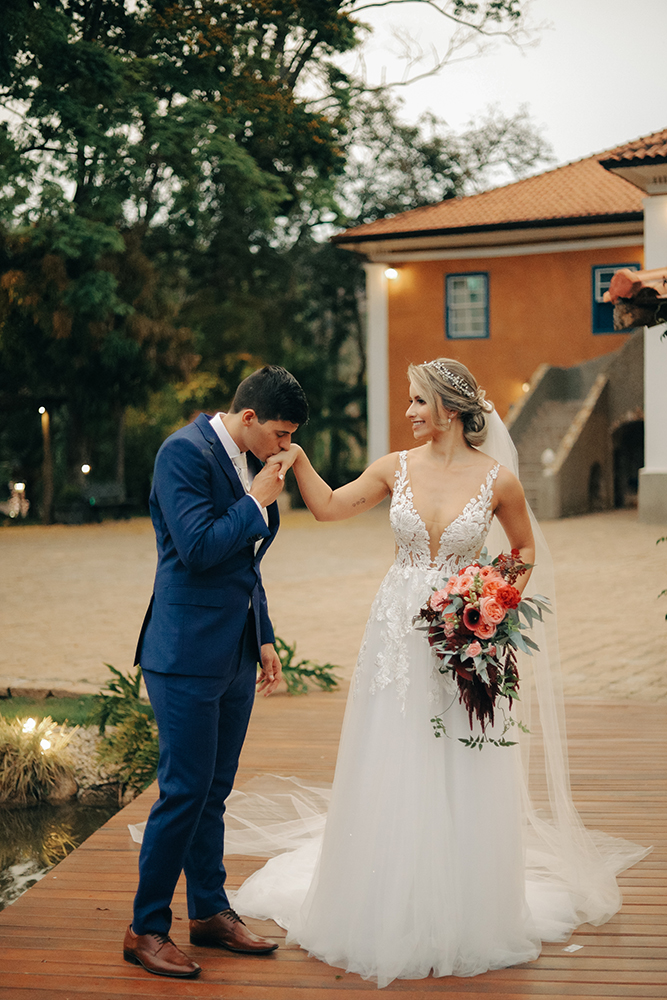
left=445, top=272, right=489, bottom=339
left=592, top=263, right=640, bottom=334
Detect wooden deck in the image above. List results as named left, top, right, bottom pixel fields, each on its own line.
left=0, top=689, right=665, bottom=999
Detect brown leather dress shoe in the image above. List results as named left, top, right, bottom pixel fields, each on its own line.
left=123, top=925, right=201, bottom=978
left=190, top=908, right=278, bottom=954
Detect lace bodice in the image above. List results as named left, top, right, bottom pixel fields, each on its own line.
left=359, top=452, right=500, bottom=705
left=391, top=451, right=499, bottom=573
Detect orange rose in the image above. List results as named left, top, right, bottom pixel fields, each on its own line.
left=474, top=619, right=497, bottom=640
left=479, top=596, right=506, bottom=625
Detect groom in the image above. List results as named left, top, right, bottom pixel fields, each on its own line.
left=123, top=365, right=308, bottom=979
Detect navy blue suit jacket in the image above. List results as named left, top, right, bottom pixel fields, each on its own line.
left=135, top=413, right=278, bottom=677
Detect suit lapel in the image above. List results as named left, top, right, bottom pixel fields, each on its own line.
left=194, top=413, right=245, bottom=502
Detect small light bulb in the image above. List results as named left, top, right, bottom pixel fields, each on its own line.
left=81, top=464, right=91, bottom=475
left=384, top=268, right=399, bottom=280
left=22, top=718, right=36, bottom=733
left=39, top=406, right=46, bottom=414
left=14, top=482, right=25, bottom=492
left=522, top=382, right=530, bottom=393
left=40, top=739, right=51, bottom=751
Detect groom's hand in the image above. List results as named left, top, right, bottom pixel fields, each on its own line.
left=249, top=463, right=285, bottom=508
left=257, top=643, right=283, bottom=696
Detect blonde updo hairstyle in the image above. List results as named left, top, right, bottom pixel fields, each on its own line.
left=407, top=358, right=494, bottom=447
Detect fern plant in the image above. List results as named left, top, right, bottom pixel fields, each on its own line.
left=88, top=664, right=154, bottom=734
left=96, top=709, right=160, bottom=792
left=88, top=664, right=159, bottom=792
left=275, top=637, right=341, bottom=695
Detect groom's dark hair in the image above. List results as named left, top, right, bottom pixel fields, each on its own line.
left=231, top=365, right=308, bottom=426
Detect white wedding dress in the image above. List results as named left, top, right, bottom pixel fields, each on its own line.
left=230, top=447, right=649, bottom=987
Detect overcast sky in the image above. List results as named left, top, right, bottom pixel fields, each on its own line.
left=345, top=0, right=667, bottom=168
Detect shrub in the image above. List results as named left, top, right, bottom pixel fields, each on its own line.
left=96, top=709, right=160, bottom=792
left=88, top=664, right=154, bottom=734
left=88, top=664, right=158, bottom=792
left=0, top=717, right=76, bottom=806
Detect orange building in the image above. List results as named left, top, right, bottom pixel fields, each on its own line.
left=334, top=142, right=647, bottom=458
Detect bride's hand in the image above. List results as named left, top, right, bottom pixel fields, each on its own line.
left=266, top=443, right=302, bottom=479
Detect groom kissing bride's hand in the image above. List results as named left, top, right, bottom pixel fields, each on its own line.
left=123, top=365, right=308, bottom=980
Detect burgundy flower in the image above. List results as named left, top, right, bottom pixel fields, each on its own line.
left=462, top=605, right=481, bottom=630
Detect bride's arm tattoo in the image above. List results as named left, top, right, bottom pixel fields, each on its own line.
left=352, top=497, right=366, bottom=508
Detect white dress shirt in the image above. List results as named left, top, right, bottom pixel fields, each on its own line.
left=209, top=412, right=267, bottom=521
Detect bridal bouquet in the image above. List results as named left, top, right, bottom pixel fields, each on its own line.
left=414, top=549, right=551, bottom=748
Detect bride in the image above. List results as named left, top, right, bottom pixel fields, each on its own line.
left=228, top=358, right=650, bottom=987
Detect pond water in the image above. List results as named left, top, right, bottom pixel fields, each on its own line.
left=0, top=801, right=118, bottom=911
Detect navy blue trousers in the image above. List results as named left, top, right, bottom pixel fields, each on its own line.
left=132, top=621, right=257, bottom=936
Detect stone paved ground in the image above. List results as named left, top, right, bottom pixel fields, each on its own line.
left=1, top=506, right=665, bottom=700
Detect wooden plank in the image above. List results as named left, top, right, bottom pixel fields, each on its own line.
left=0, top=691, right=665, bottom=999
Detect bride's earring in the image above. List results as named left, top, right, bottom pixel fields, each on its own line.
left=447, top=414, right=453, bottom=428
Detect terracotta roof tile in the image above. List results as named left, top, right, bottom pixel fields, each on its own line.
left=335, top=131, right=657, bottom=242
left=599, top=127, right=667, bottom=165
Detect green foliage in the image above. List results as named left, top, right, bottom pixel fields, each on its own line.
left=87, top=663, right=159, bottom=791
left=275, top=637, right=341, bottom=695
left=340, top=91, right=552, bottom=226
left=96, top=709, right=160, bottom=792
left=88, top=663, right=154, bottom=735
left=0, top=716, right=76, bottom=805
left=431, top=709, right=529, bottom=748
left=0, top=695, right=96, bottom=727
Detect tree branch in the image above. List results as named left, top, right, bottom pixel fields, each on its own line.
left=344, top=0, right=523, bottom=42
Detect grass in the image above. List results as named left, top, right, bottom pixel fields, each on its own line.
left=0, top=695, right=96, bottom=726
left=0, top=716, right=76, bottom=805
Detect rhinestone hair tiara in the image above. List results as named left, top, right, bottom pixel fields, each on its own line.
left=422, top=361, right=476, bottom=399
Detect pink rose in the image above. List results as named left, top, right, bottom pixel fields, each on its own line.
left=479, top=596, right=506, bottom=625
left=449, top=571, right=474, bottom=595
left=466, top=640, right=482, bottom=658
left=429, top=590, right=450, bottom=612
left=474, top=618, right=497, bottom=640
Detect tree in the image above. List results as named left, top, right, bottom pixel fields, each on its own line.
left=0, top=1, right=535, bottom=511
left=0, top=0, right=358, bottom=501
left=340, top=93, right=552, bottom=224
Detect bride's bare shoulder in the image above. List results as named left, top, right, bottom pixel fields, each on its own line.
left=493, top=464, right=526, bottom=504
left=365, top=451, right=404, bottom=485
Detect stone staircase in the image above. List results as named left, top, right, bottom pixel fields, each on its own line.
left=515, top=399, right=582, bottom=513
left=506, top=333, right=643, bottom=519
